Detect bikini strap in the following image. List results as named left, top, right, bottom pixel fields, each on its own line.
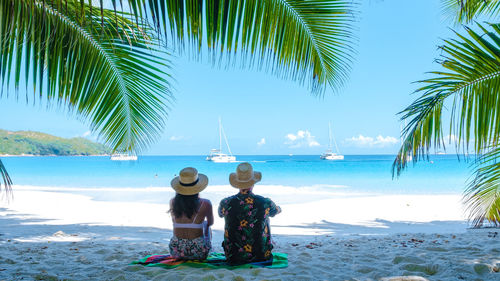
left=192, top=200, right=205, bottom=223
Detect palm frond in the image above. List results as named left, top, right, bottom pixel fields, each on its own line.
left=0, top=159, right=12, bottom=198
left=442, top=0, right=500, bottom=23
left=118, top=0, right=357, bottom=95
left=465, top=147, right=500, bottom=227
left=0, top=1, right=173, bottom=153
left=394, top=23, right=500, bottom=176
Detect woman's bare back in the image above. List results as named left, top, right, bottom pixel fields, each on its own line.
left=172, top=198, right=214, bottom=239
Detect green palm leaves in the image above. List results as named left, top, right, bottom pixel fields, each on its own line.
left=442, top=0, right=500, bottom=23
left=112, top=0, right=357, bottom=95
left=465, top=148, right=500, bottom=226
left=0, top=1, right=172, bottom=153
left=395, top=22, right=500, bottom=226
left=0, top=160, right=12, bottom=196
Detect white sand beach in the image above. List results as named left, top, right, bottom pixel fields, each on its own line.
left=1, top=185, right=499, bottom=280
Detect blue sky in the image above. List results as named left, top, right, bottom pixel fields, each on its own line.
left=0, top=0, right=463, bottom=155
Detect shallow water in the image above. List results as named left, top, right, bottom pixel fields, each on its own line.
left=2, top=155, right=470, bottom=196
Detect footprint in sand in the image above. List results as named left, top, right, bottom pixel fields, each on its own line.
left=392, top=256, right=426, bottom=265
left=75, top=255, right=91, bottom=264
left=123, top=265, right=144, bottom=272
left=380, top=277, right=429, bottom=281
left=473, top=263, right=492, bottom=275
left=140, top=267, right=165, bottom=278
left=401, top=264, right=439, bottom=276
left=94, top=249, right=109, bottom=255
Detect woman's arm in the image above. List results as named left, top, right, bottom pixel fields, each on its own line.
left=204, top=200, right=214, bottom=227
left=169, top=198, right=174, bottom=215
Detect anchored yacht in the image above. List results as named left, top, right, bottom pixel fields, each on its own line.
left=320, top=122, right=344, bottom=160
left=110, top=153, right=137, bottom=161
left=207, top=118, right=236, bottom=163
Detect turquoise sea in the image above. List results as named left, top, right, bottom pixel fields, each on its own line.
left=2, top=155, right=471, bottom=196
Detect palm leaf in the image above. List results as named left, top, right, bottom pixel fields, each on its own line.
left=0, top=159, right=12, bottom=198
left=394, top=23, right=500, bottom=226
left=465, top=147, right=500, bottom=226
left=114, top=0, right=357, bottom=95
left=394, top=23, right=500, bottom=176
left=0, top=1, right=173, bottom=153
left=442, top=0, right=500, bottom=23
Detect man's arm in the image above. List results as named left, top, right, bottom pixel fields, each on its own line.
left=267, top=198, right=280, bottom=217
left=218, top=198, right=227, bottom=218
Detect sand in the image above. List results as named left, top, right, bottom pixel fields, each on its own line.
left=1, top=185, right=499, bottom=280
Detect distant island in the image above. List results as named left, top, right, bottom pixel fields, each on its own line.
left=0, top=129, right=110, bottom=156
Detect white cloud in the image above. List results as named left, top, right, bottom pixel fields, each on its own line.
left=286, top=133, right=297, bottom=142
left=79, top=131, right=98, bottom=141
left=257, top=138, right=266, bottom=146
left=285, top=130, right=320, bottom=148
left=345, top=134, right=398, bottom=148
left=169, top=135, right=184, bottom=141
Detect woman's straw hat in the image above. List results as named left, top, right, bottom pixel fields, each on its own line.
left=229, top=162, right=262, bottom=189
left=171, top=167, right=208, bottom=195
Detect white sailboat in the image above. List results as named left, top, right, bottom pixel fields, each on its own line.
left=206, top=118, right=236, bottom=163
left=110, top=153, right=137, bottom=161
left=320, top=122, right=344, bottom=160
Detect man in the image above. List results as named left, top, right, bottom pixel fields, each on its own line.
left=218, top=162, right=281, bottom=264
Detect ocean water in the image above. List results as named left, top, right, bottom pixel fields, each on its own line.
left=2, top=155, right=471, bottom=196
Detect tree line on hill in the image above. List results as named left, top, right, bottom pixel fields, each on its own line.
left=0, top=129, right=109, bottom=156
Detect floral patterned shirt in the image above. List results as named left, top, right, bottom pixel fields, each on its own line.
left=218, top=190, right=279, bottom=264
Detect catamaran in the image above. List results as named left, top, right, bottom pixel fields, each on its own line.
left=206, top=118, right=236, bottom=163
left=320, top=122, right=344, bottom=160
left=110, top=153, right=137, bottom=161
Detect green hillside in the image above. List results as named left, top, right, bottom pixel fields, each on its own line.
left=0, top=130, right=110, bottom=156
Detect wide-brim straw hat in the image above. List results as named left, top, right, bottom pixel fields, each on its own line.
left=171, top=167, right=208, bottom=195
left=229, top=162, right=261, bottom=189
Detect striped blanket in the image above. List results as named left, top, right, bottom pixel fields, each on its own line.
left=131, top=252, right=288, bottom=269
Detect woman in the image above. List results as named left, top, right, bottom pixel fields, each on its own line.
left=169, top=167, right=214, bottom=260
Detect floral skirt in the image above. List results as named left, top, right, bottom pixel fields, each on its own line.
left=169, top=223, right=212, bottom=260
left=169, top=236, right=211, bottom=260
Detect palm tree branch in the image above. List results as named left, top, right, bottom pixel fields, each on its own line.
left=0, top=159, right=12, bottom=198
left=393, top=23, right=500, bottom=176
left=1, top=1, right=172, bottom=153
left=442, top=0, right=500, bottom=23
left=118, top=0, right=357, bottom=95
left=465, top=147, right=500, bottom=226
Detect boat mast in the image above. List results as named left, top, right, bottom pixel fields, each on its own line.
left=330, top=122, right=341, bottom=154
left=219, top=117, right=222, bottom=153
left=328, top=122, right=333, bottom=150
left=221, top=120, right=233, bottom=156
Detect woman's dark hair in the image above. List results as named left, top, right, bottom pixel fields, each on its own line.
left=171, top=193, right=200, bottom=219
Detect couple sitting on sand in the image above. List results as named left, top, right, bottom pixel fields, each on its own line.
left=169, top=162, right=281, bottom=265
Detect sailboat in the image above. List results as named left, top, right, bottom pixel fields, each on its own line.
left=320, top=122, right=344, bottom=160
left=206, top=118, right=236, bottom=163
left=110, top=153, right=137, bottom=161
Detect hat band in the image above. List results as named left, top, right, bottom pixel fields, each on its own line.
left=236, top=176, right=254, bottom=182
left=179, top=178, right=199, bottom=187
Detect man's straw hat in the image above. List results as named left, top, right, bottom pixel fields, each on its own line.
left=170, top=167, right=208, bottom=195
left=229, top=162, right=262, bottom=189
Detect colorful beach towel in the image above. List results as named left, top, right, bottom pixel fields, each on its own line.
left=131, top=252, right=288, bottom=269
